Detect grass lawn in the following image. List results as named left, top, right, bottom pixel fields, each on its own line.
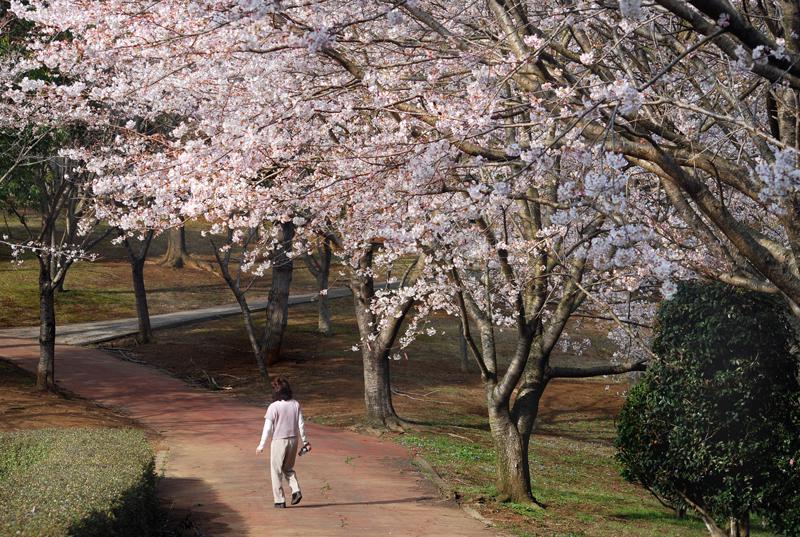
left=104, top=298, right=771, bottom=536
left=0, top=218, right=335, bottom=327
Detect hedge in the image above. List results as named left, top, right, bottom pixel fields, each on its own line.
left=0, top=428, right=156, bottom=537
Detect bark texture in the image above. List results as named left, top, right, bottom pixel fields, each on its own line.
left=264, top=221, right=295, bottom=365
left=37, top=270, right=56, bottom=390
left=123, top=231, right=154, bottom=343
left=348, top=243, right=417, bottom=430
left=305, top=238, right=333, bottom=335
left=158, top=226, right=205, bottom=270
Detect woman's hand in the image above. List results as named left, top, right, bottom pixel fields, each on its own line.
left=256, top=444, right=265, bottom=453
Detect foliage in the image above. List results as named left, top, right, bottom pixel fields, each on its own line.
left=616, top=281, right=800, bottom=534
left=0, top=428, right=157, bottom=537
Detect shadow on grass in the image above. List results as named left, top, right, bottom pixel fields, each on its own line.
left=68, top=463, right=157, bottom=537
left=610, top=510, right=698, bottom=524
left=399, top=417, right=490, bottom=431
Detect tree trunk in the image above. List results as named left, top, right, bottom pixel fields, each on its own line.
left=349, top=244, right=406, bottom=430
left=131, top=258, right=153, bottom=343
left=729, top=518, right=740, bottom=537
left=240, top=298, right=269, bottom=380
left=317, top=241, right=332, bottom=335
left=37, top=273, right=56, bottom=390
left=679, top=492, right=728, bottom=537
left=158, top=226, right=203, bottom=269
left=362, top=346, right=401, bottom=429
left=513, top=379, right=547, bottom=500
left=458, top=331, right=471, bottom=372
left=264, top=221, right=295, bottom=365
left=488, top=402, right=533, bottom=503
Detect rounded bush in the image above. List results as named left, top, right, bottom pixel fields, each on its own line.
left=615, top=281, right=800, bottom=534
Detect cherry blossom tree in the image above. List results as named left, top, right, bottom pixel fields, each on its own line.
left=11, top=0, right=799, bottom=502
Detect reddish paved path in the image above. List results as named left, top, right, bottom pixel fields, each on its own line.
left=0, top=338, right=496, bottom=536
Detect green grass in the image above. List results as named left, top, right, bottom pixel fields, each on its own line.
left=0, top=428, right=156, bottom=537
left=398, top=430, right=778, bottom=536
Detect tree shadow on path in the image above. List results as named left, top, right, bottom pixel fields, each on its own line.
left=295, top=496, right=437, bottom=509
left=158, top=477, right=247, bottom=536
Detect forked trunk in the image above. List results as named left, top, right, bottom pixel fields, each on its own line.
left=37, top=276, right=56, bottom=390
left=264, top=222, right=295, bottom=365
left=512, top=378, right=547, bottom=504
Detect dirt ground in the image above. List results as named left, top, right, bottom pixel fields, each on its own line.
left=0, top=359, right=139, bottom=432
left=102, top=299, right=625, bottom=436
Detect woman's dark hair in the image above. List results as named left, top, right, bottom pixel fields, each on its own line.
left=271, top=376, right=293, bottom=401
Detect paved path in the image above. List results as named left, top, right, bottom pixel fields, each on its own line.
left=0, top=338, right=496, bottom=536
left=0, top=288, right=354, bottom=345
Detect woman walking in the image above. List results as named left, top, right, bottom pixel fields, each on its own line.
left=256, top=377, right=311, bottom=508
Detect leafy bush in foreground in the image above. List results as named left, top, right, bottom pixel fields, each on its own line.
left=616, top=281, right=800, bottom=536
left=0, top=428, right=156, bottom=537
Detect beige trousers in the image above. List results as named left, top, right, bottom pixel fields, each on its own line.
left=270, top=437, right=300, bottom=503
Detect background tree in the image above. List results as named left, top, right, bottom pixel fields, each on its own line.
left=303, top=234, right=334, bottom=336
left=156, top=225, right=205, bottom=270
left=616, top=281, right=800, bottom=536
left=0, top=153, right=107, bottom=389
left=209, top=226, right=273, bottom=379
left=120, top=229, right=155, bottom=344
left=262, top=220, right=295, bottom=365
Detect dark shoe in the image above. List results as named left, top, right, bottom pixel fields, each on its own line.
left=274, top=502, right=286, bottom=508
left=291, top=492, right=302, bottom=506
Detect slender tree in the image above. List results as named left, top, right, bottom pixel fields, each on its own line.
left=120, top=229, right=155, bottom=343
left=303, top=235, right=334, bottom=335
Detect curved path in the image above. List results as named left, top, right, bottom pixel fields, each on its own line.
left=0, top=337, right=496, bottom=536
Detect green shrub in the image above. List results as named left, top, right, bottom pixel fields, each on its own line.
left=0, top=428, right=156, bottom=537
left=615, top=281, right=800, bottom=535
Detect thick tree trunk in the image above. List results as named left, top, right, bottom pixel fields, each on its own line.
left=513, top=377, right=547, bottom=504
left=158, top=226, right=204, bottom=269
left=131, top=258, right=153, bottom=343
left=264, top=222, right=295, bottom=365
left=349, top=244, right=406, bottom=430
left=306, top=238, right=333, bottom=335
left=161, top=226, right=187, bottom=267
left=488, top=402, right=533, bottom=503
left=318, top=289, right=332, bottom=335
left=37, top=274, right=56, bottom=390
left=362, top=347, right=401, bottom=429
